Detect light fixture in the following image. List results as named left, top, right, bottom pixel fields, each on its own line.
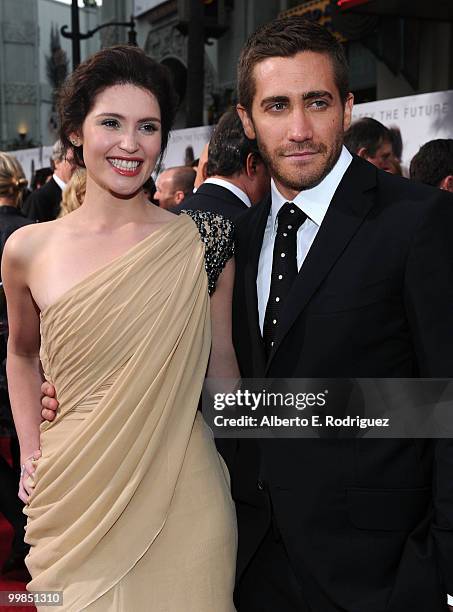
left=18, top=123, right=28, bottom=140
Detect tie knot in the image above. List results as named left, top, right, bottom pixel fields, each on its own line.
left=277, top=202, right=306, bottom=230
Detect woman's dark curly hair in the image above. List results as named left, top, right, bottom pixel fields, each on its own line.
left=57, top=45, right=177, bottom=171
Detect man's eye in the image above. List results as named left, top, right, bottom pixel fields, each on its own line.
left=310, top=100, right=328, bottom=110
left=101, top=119, right=120, bottom=128
left=270, top=102, right=286, bottom=111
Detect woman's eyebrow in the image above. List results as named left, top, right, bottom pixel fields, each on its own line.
left=95, top=112, right=161, bottom=123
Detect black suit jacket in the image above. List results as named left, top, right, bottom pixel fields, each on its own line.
left=231, top=156, right=453, bottom=612
left=21, top=177, right=62, bottom=222
left=178, top=182, right=249, bottom=221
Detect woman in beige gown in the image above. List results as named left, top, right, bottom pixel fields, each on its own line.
left=2, top=46, right=237, bottom=611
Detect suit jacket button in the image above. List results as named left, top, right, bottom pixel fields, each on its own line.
left=257, top=479, right=265, bottom=491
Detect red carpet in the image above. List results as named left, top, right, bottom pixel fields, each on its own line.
left=0, top=437, right=35, bottom=612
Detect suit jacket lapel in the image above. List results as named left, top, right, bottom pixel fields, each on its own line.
left=244, top=195, right=271, bottom=375
left=266, top=157, right=377, bottom=369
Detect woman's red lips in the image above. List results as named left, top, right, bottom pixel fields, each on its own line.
left=107, top=157, right=143, bottom=176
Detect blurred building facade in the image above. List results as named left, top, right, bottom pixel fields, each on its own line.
left=281, top=0, right=453, bottom=103
left=116, top=0, right=453, bottom=125
left=0, top=0, right=100, bottom=150
left=113, top=0, right=287, bottom=127
left=1, top=0, right=452, bottom=146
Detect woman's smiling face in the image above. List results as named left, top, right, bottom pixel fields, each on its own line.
left=75, top=83, right=162, bottom=197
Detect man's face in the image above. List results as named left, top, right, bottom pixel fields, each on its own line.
left=237, top=51, right=353, bottom=200
left=154, top=170, right=178, bottom=209
left=364, top=139, right=394, bottom=171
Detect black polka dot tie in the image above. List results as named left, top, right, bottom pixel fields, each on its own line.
left=263, top=202, right=307, bottom=357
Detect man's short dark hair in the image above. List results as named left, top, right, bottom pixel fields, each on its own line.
left=206, top=109, right=261, bottom=177
left=344, top=118, right=392, bottom=157
left=409, top=139, right=453, bottom=187
left=167, top=166, right=196, bottom=196
left=237, top=16, right=350, bottom=113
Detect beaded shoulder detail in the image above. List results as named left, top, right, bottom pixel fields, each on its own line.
left=180, top=210, right=234, bottom=294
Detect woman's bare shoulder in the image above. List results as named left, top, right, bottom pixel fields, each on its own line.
left=3, top=219, right=62, bottom=265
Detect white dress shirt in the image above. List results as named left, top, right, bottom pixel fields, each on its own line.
left=203, top=177, right=252, bottom=207
left=52, top=173, right=67, bottom=191
left=257, top=146, right=352, bottom=332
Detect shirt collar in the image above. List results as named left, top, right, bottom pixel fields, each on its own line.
left=52, top=173, right=66, bottom=191
left=203, top=177, right=251, bottom=207
left=270, top=146, right=352, bottom=230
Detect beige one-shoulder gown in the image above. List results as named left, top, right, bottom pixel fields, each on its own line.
left=24, top=215, right=237, bottom=611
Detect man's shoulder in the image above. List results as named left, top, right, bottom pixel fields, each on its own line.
left=180, top=183, right=248, bottom=220
left=27, top=177, right=60, bottom=203
left=23, top=178, right=63, bottom=221
left=375, top=165, right=453, bottom=214
left=346, top=156, right=453, bottom=217
left=41, top=177, right=61, bottom=196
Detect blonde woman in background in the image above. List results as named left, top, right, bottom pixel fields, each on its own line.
left=0, top=153, right=31, bottom=258
left=58, top=168, right=86, bottom=218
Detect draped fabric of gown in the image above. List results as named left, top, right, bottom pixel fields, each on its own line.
left=24, top=213, right=237, bottom=611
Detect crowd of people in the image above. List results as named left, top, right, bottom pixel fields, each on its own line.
left=0, top=13, right=452, bottom=612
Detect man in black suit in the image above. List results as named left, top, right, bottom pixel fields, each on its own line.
left=22, top=140, right=75, bottom=222
left=178, top=109, right=270, bottom=220
left=231, top=16, right=453, bottom=612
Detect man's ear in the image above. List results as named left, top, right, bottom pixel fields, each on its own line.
left=201, top=160, right=208, bottom=182
left=343, top=93, right=354, bottom=131
left=245, top=153, right=258, bottom=179
left=439, top=175, right=453, bottom=193
left=174, top=190, right=185, bottom=205
left=356, top=147, right=369, bottom=160
left=237, top=104, right=256, bottom=140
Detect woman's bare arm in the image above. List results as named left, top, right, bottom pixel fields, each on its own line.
left=207, top=257, right=240, bottom=381
left=2, top=228, right=43, bottom=501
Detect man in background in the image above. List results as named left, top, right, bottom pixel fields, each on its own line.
left=179, top=109, right=270, bottom=220
left=22, top=140, right=75, bottom=222
left=410, top=139, right=453, bottom=192
left=344, top=117, right=395, bottom=172
left=154, top=166, right=196, bottom=212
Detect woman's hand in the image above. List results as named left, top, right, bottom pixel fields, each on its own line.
left=19, top=449, right=42, bottom=503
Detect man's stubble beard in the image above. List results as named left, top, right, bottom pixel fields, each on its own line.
left=255, top=128, right=344, bottom=193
